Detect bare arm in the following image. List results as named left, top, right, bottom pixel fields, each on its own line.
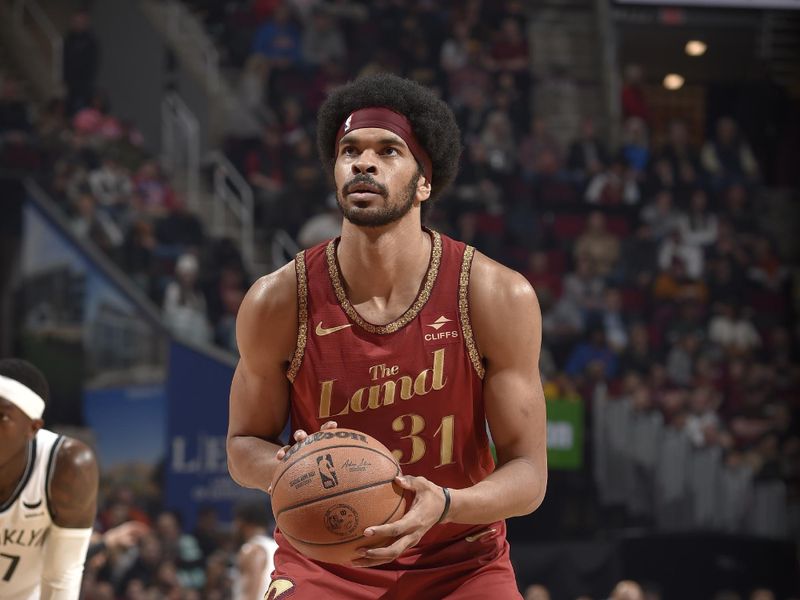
left=446, top=252, right=548, bottom=522
left=237, top=543, right=268, bottom=600
left=49, top=438, right=99, bottom=528
left=226, top=262, right=298, bottom=493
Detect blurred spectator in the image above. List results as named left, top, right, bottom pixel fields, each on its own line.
left=163, top=253, right=213, bottom=344
left=653, top=258, right=709, bottom=305
left=524, top=583, right=551, bottom=600
left=701, top=117, right=759, bottom=186
left=302, top=9, right=347, bottom=65
left=121, top=218, right=157, bottom=293
left=523, top=250, right=562, bottom=311
left=640, top=189, right=680, bottom=242
left=574, top=211, right=620, bottom=279
left=487, top=17, right=529, bottom=75
left=70, top=192, right=124, bottom=254
left=155, top=510, right=205, bottom=589
left=481, top=110, right=517, bottom=175
left=621, top=117, right=650, bottom=176
left=88, top=155, right=134, bottom=220
left=232, top=503, right=277, bottom=600
left=747, top=236, right=788, bottom=292
left=134, top=160, right=179, bottom=216
left=155, top=204, right=206, bottom=249
left=193, top=506, right=222, bottom=560
left=658, top=229, right=704, bottom=280
left=567, top=117, right=609, bottom=182
left=611, top=579, right=645, bottom=600
left=655, top=119, right=702, bottom=191
left=618, top=323, right=656, bottom=378
left=677, top=188, right=718, bottom=248
left=72, top=91, right=124, bottom=142
left=252, top=4, right=302, bottom=66
left=666, top=332, right=701, bottom=386
left=297, top=192, right=342, bottom=248
left=584, top=156, right=641, bottom=205
left=621, top=64, right=650, bottom=122
left=565, top=325, right=618, bottom=380
left=238, top=54, right=271, bottom=117
left=708, top=303, right=761, bottom=354
left=63, top=10, right=99, bottom=114
left=440, top=20, right=473, bottom=73
left=602, top=287, right=628, bottom=352
left=749, top=589, right=776, bottom=600
left=518, top=117, right=562, bottom=181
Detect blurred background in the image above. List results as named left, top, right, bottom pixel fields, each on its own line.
left=0, top=0, right=798, bottom=598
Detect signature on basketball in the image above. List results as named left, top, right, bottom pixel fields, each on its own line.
left=342, top=458, right=371, bottom=472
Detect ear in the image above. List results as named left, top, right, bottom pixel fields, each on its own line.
left=415, top=175, right=432, bottom=204
left=30, top=418, right=44, bottom=438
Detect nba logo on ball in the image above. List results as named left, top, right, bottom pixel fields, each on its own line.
left=317, top=454, right=338, bottom=489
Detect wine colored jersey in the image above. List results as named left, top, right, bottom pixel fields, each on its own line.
left=286, top=229, right=496, bottom=545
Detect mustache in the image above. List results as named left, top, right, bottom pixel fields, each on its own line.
left=342, top=174, right=388, bottom=197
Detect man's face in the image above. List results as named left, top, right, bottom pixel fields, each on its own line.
left=334, top=127, right=430, bottom=228
left=0, top=398, right=40, bottom=468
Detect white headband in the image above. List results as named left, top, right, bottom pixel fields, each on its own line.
left=0, top=374, right=45, bottom=420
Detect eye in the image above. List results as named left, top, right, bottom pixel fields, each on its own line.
left=342, top=146, right=358, bottom=157
left=382, top=147, right=398, bottom=156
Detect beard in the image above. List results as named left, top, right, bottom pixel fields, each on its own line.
left=336, top=170, right=420, bottom=228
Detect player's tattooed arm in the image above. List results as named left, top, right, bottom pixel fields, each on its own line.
left=49, top=438, right=99, bottom=528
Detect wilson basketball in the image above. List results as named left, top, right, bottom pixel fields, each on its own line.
left=270, top=428, right=406, bottom=564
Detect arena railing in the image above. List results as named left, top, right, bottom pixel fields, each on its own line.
left=161, top=91, right=200, bottom=213
left=12, top=0, right=62, bottom=88
left=206, top=150, right=255, bottom=271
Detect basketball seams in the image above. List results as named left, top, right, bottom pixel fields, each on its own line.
left=271, top=444, right=400, bottom=501
left=279, top=491, right=406, bottom=546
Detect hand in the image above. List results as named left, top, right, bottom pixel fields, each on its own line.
left=103, top=521, right=149, bottom=551
left=351, top=475, right=448, bottom=567
left=267, top=421, right=338, bottom=494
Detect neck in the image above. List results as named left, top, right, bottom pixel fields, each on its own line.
left=337, top=216, right=431, bottom=302
left=0, top=443, right=31, bottom=506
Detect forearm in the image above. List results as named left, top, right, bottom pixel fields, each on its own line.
left=227, top=435, right=285, bottom=493
left=445, top=457, right=546, bottom=525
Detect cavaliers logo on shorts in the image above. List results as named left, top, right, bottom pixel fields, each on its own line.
left=265, top=577, right=295, bottom=599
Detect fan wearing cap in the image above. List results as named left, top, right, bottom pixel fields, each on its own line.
left=0, top=359, right=98, bottom=600
left=228, top=73, right=547, bottom=599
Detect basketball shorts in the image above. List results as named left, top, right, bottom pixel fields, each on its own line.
left=266, top=523, right=522, bottom=600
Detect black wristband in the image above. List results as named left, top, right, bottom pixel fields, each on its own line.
left=437, top=486, right=451, bottom=524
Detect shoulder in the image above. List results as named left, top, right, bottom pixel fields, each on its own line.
left=237, top=260, right=299, bottom=366
left=468, top=250, right=538, bottom=313
left=49, top=436, right=98, bottom=527
left=238, top=540, right=268, bottom=569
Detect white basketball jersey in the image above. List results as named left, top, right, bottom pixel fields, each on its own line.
left=232, top=533, right=278, bottom=600
left=0, top=429, right=63, bottom=600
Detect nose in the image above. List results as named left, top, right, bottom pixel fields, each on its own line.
left=351, top=151, right=378, bottom=176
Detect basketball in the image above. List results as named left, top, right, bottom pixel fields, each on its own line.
left=270, top=428, right=406, bottom=564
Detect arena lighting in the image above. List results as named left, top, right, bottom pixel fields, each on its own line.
left=663, top=73, right=685, bottom=90
left=685, top=40, right=707, bottom=56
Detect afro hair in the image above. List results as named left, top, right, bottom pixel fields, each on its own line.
left=317, top=73, right=462, bottom=204
left=0, top=358, right=49, bottom=404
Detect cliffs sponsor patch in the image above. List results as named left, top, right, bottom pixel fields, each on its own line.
left=424, top=314, right=460, bottom=345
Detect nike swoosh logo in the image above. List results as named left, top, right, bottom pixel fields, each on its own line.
left=23, top=500, right=42, bottom=509
left=315, top=322, right=353, bottom=336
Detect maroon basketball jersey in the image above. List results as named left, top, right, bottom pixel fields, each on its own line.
left=287, top=229, right=496, bottom=545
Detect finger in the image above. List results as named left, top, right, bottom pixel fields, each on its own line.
left=360, top=533, right=418, bottom=560
left=293, top=429, right=308, bottom=442
left=364, top=513, right=418, bottom=539
left=275, top=445, right=290, bottom=460
left=320, top=421, right=338, bottom=430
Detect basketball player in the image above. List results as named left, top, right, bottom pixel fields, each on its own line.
left=227, top=73, right=547, bottom=599
left=0, top=358, right=98, bottom=599
left=232, top=502, right=279, bottom=600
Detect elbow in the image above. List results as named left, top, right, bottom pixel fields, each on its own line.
left=520, top=470, right=548, bottom=516
left=226, top=436, right=245, bottom=486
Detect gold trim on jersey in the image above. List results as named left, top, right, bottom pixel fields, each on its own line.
left=287, top=251, right=308, bottom=382
left=459, top=245, right=485, bottom=379
left=325, top=230, right=442, bottom=335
